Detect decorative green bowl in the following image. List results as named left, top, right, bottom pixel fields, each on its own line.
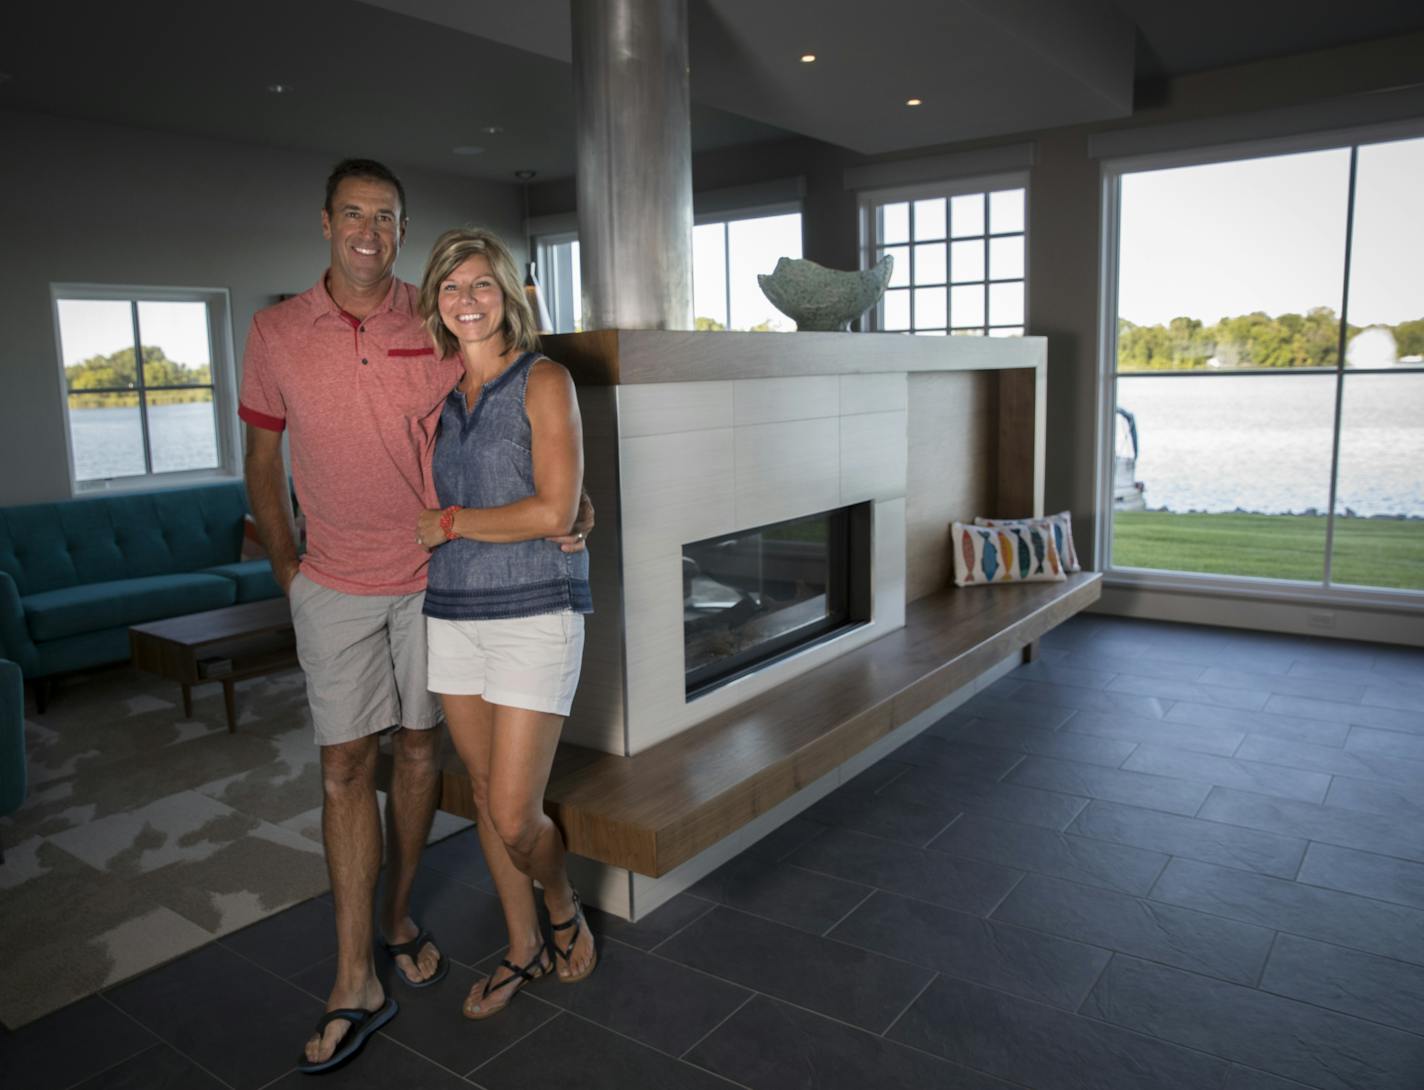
left=757, top=254, right=895, bottom=332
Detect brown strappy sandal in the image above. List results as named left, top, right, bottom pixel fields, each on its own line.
left=461, top=948, right=551, bottom=1020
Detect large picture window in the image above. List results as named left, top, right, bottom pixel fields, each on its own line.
left=1103, top=133, right=1424, bottom=594
left=861, top=177, right=1026, bottom=336
left=53, top=286, right=238, bottom=491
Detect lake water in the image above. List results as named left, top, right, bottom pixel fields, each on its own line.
left=1117, top=371, right=1424, bottom=517
left=70, top=401, right=218, bottom=481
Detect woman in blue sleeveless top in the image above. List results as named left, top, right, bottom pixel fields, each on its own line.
left=415, top=227, right=596, bottom=1017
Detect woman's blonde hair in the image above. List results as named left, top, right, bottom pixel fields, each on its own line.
left=418, top=227, right=539, bottom=358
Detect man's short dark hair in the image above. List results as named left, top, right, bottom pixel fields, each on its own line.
left=324, top=159, right=408, bottom=223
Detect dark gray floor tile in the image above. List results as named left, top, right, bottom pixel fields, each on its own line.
left=788, top=825, right=1022, bottom=915
left=105, top=943, right=321, bottom=1090
left=1167, top=701, right=1350, bottom=746
left=0, top=997, right=157, bottom=1090
left=262, top=1035, right=470, bottom=1089
left=590, top=893, right=716, bottom=952
left=805, top=780, right=961, bottom=845
left=1006, top=755, right=1212, bottom=816
left=1151, top=857, right=1424, bottom=966
left=418, top=827, right=496, bottom=891
left=1089, top=637, right=1224, bottom=667
left=375, top=866, right=512, bottom=968
left=931, top=813, right=1167, bottom=895
left=1067, top=799, right=1306, bottom=879
left=741, top=816, right=827, bottom=862
left=887, top=974, right=1229, bottom=1090
left=657, top=906, right=933, bottom=1032
left=478, top=1014, right=732, bottom=1089
left=840, top=756, right=914, bottom=793
left=1006, top=679, right=1171, bottom=719
left=1261, top=933, right=1424, bottom=1034
left=886, top=766, right=1088, bottom=830
left=1063, top=709, right=1244, bottom=755
left=526, top=937, right=750, bottom=1056
left=1223, top=1066, right=1320, bottom=1090
left=1370, top=658, right=1424, bottom=690
left=1324, top=775, right=1424, bottom=818
left=830, top=891, right=1109, bottom=1009
left=892, top=734, right=1026, bottom=780
left=1265, top=693, right=1424, bottom=735
left=1012, top=659, right=1117, bottom=689
left=934, top=716, right=1138, bottom=768
left=994, top=873, right=1274, bottom=986
left=1199, top=666, right=1367, bottom=703
left=1121, top=745, right=1331, bottom=803
left=687, top=994, right=1017, bottom=1090
left=1347, top=725, right=1424, bottom=762
left=1059, top=648, right=1209, bottom=681
left=1365, top=683, right=1424, bottom=714
left=1235, top=733, right=1424, bottom=786
left=957, top=692, right=1077, bottom=728
left=1296, top=842, right=1424, bottom=911
left=1108, top=673, right=1269, bottom=711
left=220, top=895, right=336, bottom=979
left=1084, top=955, right=1424, bottom=1090
left=687, top=852, right=871, bottom=934
left=1199, top=786, right=1424, bottom=864
left=70, top=1044, right=226, bottom=1089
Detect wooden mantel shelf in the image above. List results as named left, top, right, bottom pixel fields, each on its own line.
left=417, top=572, right=1101, bottom=878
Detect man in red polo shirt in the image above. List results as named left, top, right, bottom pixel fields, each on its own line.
left=241, top=159, right=585, bottom=1072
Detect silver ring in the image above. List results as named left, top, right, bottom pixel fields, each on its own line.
left=575, top=531, right=585, bottom=541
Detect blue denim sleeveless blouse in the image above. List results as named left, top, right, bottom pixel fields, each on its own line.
left=423, top=352, right=592, bottom=620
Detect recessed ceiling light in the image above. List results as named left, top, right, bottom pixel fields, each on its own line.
left=452, top=145, right=485, bottom=156
left=800, top=54, right=816, bottom=63
left=267, top=83, right=292, bottom=94
left=906, top=97, right=923, bottom=106
left=478, top=124, right=504, bottom=135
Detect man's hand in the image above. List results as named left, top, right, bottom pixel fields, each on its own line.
left=416, top=508, right=446, bottom=550
left=547, top=491, right=594, bottom=554
left=275, top=558, right=301, bottom=596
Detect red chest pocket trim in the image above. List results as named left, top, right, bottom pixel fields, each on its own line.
left=388, top=347, right=436, bottom=358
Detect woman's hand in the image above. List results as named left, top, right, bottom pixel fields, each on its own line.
left=416, top=508, right=446, bottom=549
left=546, top=491, right=595, bottom=554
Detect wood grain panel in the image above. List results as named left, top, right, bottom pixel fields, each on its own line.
left=994, top=366, right=1042, bottom=518
left=905, top=370, right=995, bottom=602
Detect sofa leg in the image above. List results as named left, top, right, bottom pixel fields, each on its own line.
left=1022, top=640, right=1039, bottom=664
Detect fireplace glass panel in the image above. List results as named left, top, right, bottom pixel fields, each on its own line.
left=684, top=506, right=869, bottom=697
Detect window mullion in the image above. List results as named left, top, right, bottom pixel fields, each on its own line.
left=131, top=299, right=154, bottom=476
left=1322, top=146, right=1360, bottom=588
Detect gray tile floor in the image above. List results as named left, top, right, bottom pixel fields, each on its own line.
left=4, top=614, right=1424, bottom=1089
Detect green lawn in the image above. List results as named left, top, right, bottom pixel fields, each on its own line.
left=1112, top=511, right=1424, bottom=590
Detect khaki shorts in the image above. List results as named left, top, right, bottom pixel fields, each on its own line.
left=289, top=572, right=442, bottom=746
left=427, top=612, right=585, bottom=717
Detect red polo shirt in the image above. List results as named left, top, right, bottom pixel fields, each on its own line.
left=239, top=275, right=462, bottom=595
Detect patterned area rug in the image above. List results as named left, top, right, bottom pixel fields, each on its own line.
left=0, top=665, right=470, bottom=1028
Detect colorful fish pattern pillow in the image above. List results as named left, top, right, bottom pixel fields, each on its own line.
left=951, top=521, right=1067, bottom=587
left=976, top=511, right=1081, bottom=573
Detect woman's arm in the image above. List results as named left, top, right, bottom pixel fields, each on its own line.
left=418, top=360, right=584, bottom=546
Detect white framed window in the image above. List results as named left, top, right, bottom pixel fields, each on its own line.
left=1096, top=126, right=1424, bottom=598
left=535, top=205, right=804, bottom=334
left=859, top=174, right=1027, bottom=336
left=52, top=284, right=240, bottom=493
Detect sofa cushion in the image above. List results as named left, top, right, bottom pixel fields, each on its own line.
left=203, top=560, right=281, bottom=604
left=24, top=574, right=237, bottom=642
left=0, top=482, right=249, bottom=596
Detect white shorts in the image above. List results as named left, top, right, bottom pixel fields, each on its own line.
left=426, top=612, right=585, bottom=716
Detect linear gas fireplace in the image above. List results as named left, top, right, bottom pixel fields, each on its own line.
left=683, top=504, right=873, bottom=698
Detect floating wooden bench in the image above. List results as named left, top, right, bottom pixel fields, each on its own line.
left=419, top=572, right=1101, bottom=878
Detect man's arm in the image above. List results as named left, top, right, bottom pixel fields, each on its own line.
left=243, top=424, right=300, bottom=594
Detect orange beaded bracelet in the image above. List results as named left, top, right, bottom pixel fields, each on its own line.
left=439, top=505, right=462, bottom=541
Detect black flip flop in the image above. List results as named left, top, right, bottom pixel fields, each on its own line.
left=382, top=928, right=450, bottom=988
left=297, top=996, right=398, bottom=1075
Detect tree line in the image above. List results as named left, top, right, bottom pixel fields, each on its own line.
left=66, top=346, right=212, bottom=408
left=1118, top=309, right=1424, bottom=370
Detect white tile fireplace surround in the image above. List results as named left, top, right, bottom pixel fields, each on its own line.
left=550, top=330, right=1047, bottom=759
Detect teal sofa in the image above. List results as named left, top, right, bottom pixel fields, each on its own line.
left=0, top=482, right=280, bottom=704
left=1, top=658, right=24, bottom=861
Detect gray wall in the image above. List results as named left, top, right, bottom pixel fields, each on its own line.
left=0, top=109, right=523, bottom=505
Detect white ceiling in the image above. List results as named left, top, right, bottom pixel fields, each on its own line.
left=3, top=0, right=1423, bottom=183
